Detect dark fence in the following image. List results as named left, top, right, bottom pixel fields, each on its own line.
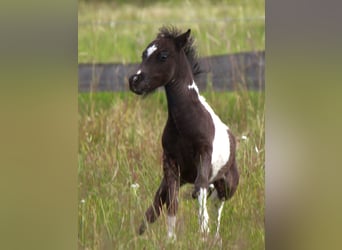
left=78, top=51, right=264, bottom=92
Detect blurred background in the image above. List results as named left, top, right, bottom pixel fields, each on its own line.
left=78, top=0, right=265, bottom=92
left=78, top=0, right=264, bottom=63
left=1, top=0, right=342, bottom=249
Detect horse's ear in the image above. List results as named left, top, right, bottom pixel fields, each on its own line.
left=175, top=29, right=191, bottom=50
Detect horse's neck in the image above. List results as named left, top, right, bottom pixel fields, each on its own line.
left=164, top=56, right=194, bottom=108
left=164, top=53, right=199, bottom=124
left=164, top=75, right=200, bottom=126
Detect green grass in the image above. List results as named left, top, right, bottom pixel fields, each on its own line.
left=78, top=90, right=264, bottom=249
left=78, top=0, right=265, bottom=63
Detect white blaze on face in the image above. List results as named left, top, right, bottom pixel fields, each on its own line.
left=146, top=44, right=158, bottom=58
left=188, top=80, right=231, bottom=182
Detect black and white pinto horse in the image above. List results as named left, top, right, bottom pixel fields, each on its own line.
left=129, top=27, right=239, bottom=240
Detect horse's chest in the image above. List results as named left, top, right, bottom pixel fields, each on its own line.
left=171, top=127, right=230, bottom=181
left=162, top=94, right=231, bottom=183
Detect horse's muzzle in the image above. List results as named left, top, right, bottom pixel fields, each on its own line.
left=129, top=73, right=145, bottom=95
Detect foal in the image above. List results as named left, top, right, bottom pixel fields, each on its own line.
left=129, top=27, right=239, bottom=239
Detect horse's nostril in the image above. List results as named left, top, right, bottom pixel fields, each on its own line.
left=130, top=74, right=141, bottom=84
left=129, top=74, right=138, bottom=85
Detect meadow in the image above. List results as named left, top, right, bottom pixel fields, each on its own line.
left=78, top=0, right=264, bottom=63
left=79, top=0, right=264, bottom=249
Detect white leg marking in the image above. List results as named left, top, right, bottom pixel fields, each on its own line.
left=198, top=188, right=210, bottom=234
left=209, top=189, right=224, bottom=237
left=167, top=215, right=176, bottom=240
left=146, top=44, right=158, bottom=58
left=215, top=202, right=224, bottom=237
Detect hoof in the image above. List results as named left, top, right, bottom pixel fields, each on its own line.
left=167, top=232, right=177, bottom=243
left=138, top=221, right=147, bottom=235
left=199, top=230, right=210, bottom=242
left=192, top=188, right=200, bottom=199
left=214, top=234, right=223, bottom=247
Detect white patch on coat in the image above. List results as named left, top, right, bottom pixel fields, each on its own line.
left=167, top=215, right=176, bottom=240
left=188, top=80, right=230, bottom=182
left=188, top=81, right=199, bottom=94
left=198, top=188, right=210, bottom=233
left=146, top=44, right=158, bottom=58
left=136, top=69, right=141, bottom=75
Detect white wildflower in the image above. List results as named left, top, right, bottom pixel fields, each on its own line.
left=131, top=183, right=140, bottom=196
left=241, top=135, right=248, bottom=140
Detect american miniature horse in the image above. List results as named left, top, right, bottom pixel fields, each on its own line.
left=129, top=27, right=239, bottom=240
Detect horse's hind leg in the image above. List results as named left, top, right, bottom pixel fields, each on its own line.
left=208, top=189, right=225, bottom=239
left=138, top=177, right=167, bottom=235
left=211, top=159, right=239, bottom=237
left=215, top=159, right=239, bottom=200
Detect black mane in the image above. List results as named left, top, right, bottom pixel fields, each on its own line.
left=157, top=26, right=202, bottom=77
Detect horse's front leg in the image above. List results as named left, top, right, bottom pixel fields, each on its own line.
left=192, top=146, right=212, bottom=198
left=138, top=177, right=167, bottom=235
left=164, top=153, right=180, bottom=240
left=192, top=148, right=212, bottom=234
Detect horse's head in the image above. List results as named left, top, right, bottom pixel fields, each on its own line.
left=129, top=29, right=191, bottom=95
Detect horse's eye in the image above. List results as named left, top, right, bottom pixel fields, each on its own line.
left=158, top=51, right=169, bottom=62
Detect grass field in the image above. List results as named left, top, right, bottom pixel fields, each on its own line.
left=78, top=90, right=264, bottom=249
left=78, top=0, right=265, bottom=63
left=78, top=1, right=264, bottom=249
